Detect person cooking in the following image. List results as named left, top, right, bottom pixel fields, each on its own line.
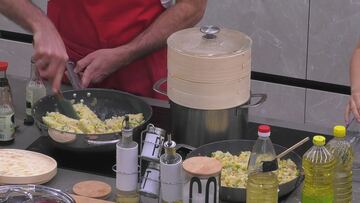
left=346, top=41, right=360, bottom=123
left=0, top=0, right=207, bottom=99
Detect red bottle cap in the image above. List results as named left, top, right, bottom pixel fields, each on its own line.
left=258, top=125, right=270, bottom=133
left=0, top=61, right=8, bottom=71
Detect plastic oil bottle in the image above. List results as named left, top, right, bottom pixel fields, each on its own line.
left=246, top=125, right=278, bottom=203
left=326, top=125, right=353, bottom=203
left=302, top=135, right=336, bottom=203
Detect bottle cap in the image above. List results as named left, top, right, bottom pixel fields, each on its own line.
left=333, top=125, right=346, bottom=138
left=0, top=61, right=8, bottom=71
left=313, top=135, right=325, bottom=146
left=258, top=125, right=271, bottom=137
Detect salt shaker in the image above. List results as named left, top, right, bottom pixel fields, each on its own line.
left=141, top=124, right=165, bottom=162
left=139, top=162, right=160, bottom=199
left=182, top=156, right=222, bottom=203
left=160, top=134, right=183, bottom=203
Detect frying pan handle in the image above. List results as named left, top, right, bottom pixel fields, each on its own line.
left=87, top=139, right=120, bottom=145
left=176, top=144, right=196, bottom=151
left=241, top=93, right=267, bottom=108
left=66, top=60, right=83, bottom=90
left=153, top=78, right=167, bottom=96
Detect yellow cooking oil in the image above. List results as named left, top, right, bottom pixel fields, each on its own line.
left=302, top=135, right=336, bottom=203
left=246, top=171, right=278, bottom=203
left=326, top=125, right=353, bottom=203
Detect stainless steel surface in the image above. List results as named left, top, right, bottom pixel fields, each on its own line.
left=65, top=61, right=82, bottom=90
left=200, top=25, right=220, bottom=39
left=32, top=88, right=152, bottom=152
left=170, top=94, right=266, bottom=147
left=0, top=184, right=75, bottom=203
left=153, top=78, right=267, bottom=147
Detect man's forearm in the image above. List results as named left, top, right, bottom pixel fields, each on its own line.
left=350, top=42, right=360, bottom=92
left=122, top=0, right=207, bottom=62
left=0, top=0, right=51, bottom=33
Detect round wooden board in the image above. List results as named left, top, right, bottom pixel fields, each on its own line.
left=73, top=180, right=112, bottom=199
left=0, top=149, right=57, bottom=184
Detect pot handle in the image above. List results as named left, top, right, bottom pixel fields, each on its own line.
left=153, top=78, right=168, bottom=96
left=87, top=139, right=120, bottom=145
left=241, top=93, right=267, bottom=108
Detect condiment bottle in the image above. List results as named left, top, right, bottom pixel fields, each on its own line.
left=0, top=61, right=15, bottom=144
left=115, top=116, right=140, bottom=203
left=24, top=57, right=46, bottom=125
left=246, top=125, right=278, bottom=203
left=160, top=134, right=183, bottom=203
left=346, top=118, right=360, bottom=181
left=302, top=135, right=336, bottom=203
left=326, top=125, right=353, bottom=203
left=182, top=156, right=222, bottom=203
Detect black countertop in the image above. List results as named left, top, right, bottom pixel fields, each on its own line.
left=26, top=105, right=332, bottom=178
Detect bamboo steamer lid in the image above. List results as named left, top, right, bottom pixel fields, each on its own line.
left=167, top=26, right=252, bottom=109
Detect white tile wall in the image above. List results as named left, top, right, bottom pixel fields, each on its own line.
left=0, top=0, right=47, bottom=34
left=0, top=39, right=33, bottom=78
left=305, top=89, right=348, bottom=129
left=249, top=80, right=306, bottom=124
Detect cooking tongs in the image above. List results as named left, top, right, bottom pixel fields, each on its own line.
left=55, top=61, right=82, bottom=119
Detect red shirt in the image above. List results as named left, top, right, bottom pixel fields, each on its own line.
left=47, top=0, right=167, bottom=99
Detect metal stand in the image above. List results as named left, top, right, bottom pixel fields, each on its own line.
left=139, top=124, right=165, bottom=203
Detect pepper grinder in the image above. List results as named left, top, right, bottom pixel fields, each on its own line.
left=160, top=134, right=183, bottom=203
left=115, top=116, right=139, bottom=203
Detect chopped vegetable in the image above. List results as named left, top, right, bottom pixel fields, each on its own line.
left=212, top=151, right=298, bottom=188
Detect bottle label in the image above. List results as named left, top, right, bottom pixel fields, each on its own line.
left=0, top=113, right=15, bottom=141
left=25, top=85, right=46, bottom=116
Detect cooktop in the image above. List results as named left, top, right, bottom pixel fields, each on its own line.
left=26, top=105, right=332, bottom=178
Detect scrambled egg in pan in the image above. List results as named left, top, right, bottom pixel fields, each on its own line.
left=212, top=151, right=298, bottom=188
left=42, top=103, right=144, bottom=134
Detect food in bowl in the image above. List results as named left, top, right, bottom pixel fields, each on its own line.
left=42, top=103, right=144, bottom=134
left=211, top=151, right=298, bottom=188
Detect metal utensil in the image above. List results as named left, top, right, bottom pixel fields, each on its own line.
left=66, top=61, right=82, bottom=90
left=55, top=92, right=79, bottom=120
left=54, top=61, right=81, bottom=119
left=262, top=137, right=310, bottom=172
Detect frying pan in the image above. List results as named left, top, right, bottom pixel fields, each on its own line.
left=185, top=139, right=303, bottom=202
left=32, top=88, right=152, bottom=152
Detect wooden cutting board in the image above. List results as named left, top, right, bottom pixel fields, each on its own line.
left=71, top=194, right=114, bottom=203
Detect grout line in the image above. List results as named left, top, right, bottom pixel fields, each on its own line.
left=304, top=0, right=312, bottom=124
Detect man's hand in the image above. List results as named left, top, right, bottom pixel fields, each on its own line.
left=346, top=43, right=360, bottom=124
left=74, top=47, right=133, bottom=88
left=345, top=92, right=360, bottom=124
left=0, top=0, right=68, bottom=93
left=32, top=22, right=68, bottom=93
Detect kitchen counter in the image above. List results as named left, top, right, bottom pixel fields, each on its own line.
left=3, top=75, right=360, bottom=203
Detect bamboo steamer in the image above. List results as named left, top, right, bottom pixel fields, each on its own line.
left=167, top=26, right=252, bottom=110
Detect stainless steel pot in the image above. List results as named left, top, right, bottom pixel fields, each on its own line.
left=153, top=78, right=266, bottom=147
left=0, top=184, right=75, bottom=203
